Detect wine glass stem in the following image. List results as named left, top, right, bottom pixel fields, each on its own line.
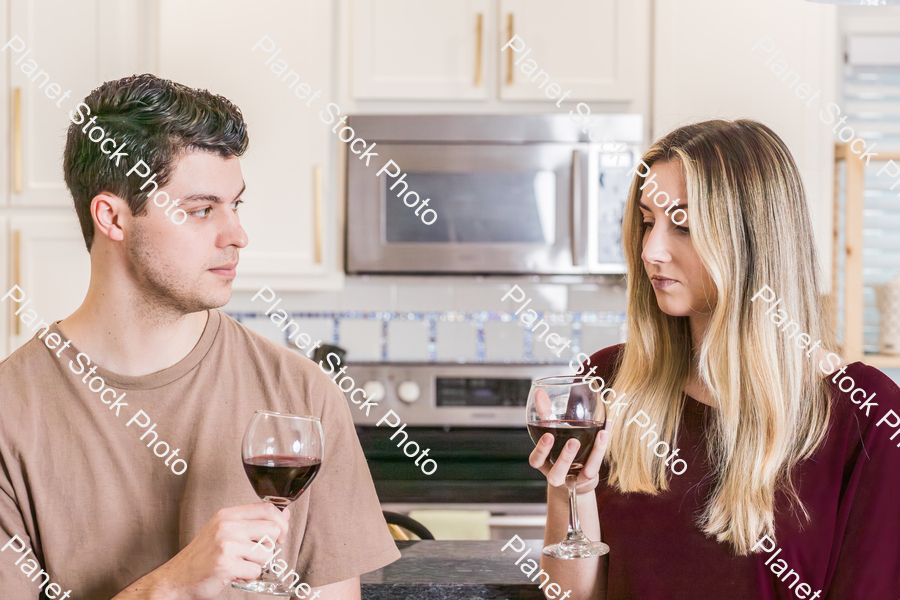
left=563, top=473, right=591, bottom=546
left=258, top=500, right=288, bottom=582
left=258, top=540, right=282, bottom=582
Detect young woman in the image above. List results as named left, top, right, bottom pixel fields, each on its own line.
left=530, top=120, right=900, bottom=599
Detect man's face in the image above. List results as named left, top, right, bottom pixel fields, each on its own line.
left=125, top=150, right=248, bottom=314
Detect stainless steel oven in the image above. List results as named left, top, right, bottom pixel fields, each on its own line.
left=346, top=114, right=643, bottom=275
left=345, top=363, right=566, bottom=538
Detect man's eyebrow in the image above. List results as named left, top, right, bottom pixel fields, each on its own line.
left=180, top=182, right=246, bottom=205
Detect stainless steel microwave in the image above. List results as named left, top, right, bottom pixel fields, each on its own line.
left=345, top=114, right=643, bottom=275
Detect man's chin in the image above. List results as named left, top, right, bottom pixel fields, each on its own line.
left=192, top=282, right=234, bottom=312
left=209, top=285, right=234, bottom=310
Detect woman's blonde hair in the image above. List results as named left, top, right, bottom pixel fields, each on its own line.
left=607, top=119, right=835, bottom=555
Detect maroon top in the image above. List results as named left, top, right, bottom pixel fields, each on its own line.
left=588, top=345, right=900, bottom=600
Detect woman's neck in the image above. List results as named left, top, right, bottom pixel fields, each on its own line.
left=684, top=311, right=717, bottom=406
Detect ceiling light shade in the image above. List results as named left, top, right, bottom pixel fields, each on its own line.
left=806, top=0, right=900, bottom=4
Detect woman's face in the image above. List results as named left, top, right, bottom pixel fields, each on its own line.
left=638, top=160, right=717, bottom=319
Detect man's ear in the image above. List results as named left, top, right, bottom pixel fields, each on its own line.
left=91, top=192, right=129, bottom=243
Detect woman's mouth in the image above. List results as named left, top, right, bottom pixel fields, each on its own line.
left=650, top=275, right=678, bottom=290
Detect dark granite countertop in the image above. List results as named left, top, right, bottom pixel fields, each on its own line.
left=361, top=539, right=556, bottom=600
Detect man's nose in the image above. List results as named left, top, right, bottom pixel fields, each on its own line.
left=220, top=211, right=249, bottom=248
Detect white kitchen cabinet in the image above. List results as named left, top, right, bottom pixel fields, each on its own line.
left=5, top=215, right=91, bottom=356
left=1, top=0, right=153, bottom=358
left=351, top=0, right=491, bottom=100
left=349, top=0, right=646, bottom=104
left=158, top=0, right=343, bottom=291
left=498, top=0, right=641, bottom=102
left=0, top=218, right=8, bottom=359
left=6, top=0, right=153, bottom=208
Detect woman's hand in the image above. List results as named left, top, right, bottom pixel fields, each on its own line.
left=529, top=389, right=610, bottom=495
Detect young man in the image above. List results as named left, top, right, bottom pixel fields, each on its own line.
left=0, top=74, right=399, bottom=599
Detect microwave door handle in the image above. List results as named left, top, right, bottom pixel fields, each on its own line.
left=571, top=149, right=583, bottom=267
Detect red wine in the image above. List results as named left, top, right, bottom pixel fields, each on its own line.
left=527, top=420, right=603, bottom=472
left=243, top=455, right=321, bottom=507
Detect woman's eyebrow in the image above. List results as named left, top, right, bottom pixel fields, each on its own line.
left=638, top=200, right=690, bottom=212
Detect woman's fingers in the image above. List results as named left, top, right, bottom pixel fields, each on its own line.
left=535, top=388, right=553, bottom=421
left=546, top=438, right=580, bottom=487
left=528, top=432, right=554, bottom=474
left=579, top=429, right=609, bottom=483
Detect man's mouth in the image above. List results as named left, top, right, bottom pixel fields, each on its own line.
left=210, top=262, right=239, bottom=278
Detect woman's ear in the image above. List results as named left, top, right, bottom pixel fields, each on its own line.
left=91, top=192, right=128, bottom=242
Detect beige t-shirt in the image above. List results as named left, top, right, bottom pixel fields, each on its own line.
left=0, top=309, right=400, bottom=599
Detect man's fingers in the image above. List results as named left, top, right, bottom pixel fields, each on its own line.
left=535, top=388, right=553, bottom=420
left=242, top=503, right=290, bottom=542
left=221, top=502, right=287, bottom=521
left=546, top=438, right=580, bottom=487
left=528, top=432, right=554, bottom=472
left=236, top=549, right=271, bottom=578
left=244, top=519, right=285, bottom=546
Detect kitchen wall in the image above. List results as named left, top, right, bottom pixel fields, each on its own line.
left=224, top=276, right=628, bottom=365
left=4, top=0, right=899, bottom=384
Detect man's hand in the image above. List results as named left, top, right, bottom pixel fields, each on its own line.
left=114, top=502, right=291, bottom=600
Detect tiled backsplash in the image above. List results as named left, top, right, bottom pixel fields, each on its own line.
left=224, top=277, right=628, bottom=363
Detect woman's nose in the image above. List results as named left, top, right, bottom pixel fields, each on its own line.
left=641, top=226, right=673, bottom=264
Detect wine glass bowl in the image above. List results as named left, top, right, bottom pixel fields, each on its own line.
left=232, top=410, right=324, bottom=595
left=526, top=375, right=609, bottom=559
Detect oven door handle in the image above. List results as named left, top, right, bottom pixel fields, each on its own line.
left=570, top=149, right=584, bottom=267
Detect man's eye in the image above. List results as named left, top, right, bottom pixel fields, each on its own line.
left=231, top=199, right=244, bottom=210
left=192, top=207, right=211, bottom=218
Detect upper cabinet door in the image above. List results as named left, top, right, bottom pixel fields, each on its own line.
left=6, top=214, right=91, bottom=355
left=351, top=0, right=491, bottom=100
left=7, top=0, right=153, bottom=207
left=158, top=0, right=342, bottom=291
left=0, top=218, right=8, bottom=359
left=498, top=0, right=641, bottom=102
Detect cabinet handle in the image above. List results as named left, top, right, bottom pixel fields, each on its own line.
left=11, top=230, right=21, bottom=335
left=570, top=150, right=583, bottom=267
left=313, top=165, right=323, bottom=264
left=506, top=13, right=514, bottom=86
left=474, top=13, right=484, bottom=87
left=13, top=88, right=22, bottom=193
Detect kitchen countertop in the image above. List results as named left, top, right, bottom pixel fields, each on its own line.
left=361, top=539, right=553, bottom=599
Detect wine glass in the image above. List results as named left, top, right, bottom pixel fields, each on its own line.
left=526, top=375, right=609, bottom=559
left=232, top=410, right=325, bottom=595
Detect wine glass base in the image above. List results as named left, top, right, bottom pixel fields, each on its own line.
left=542, top=541, right=610, bottom=559
left=231, top=580, right=296, bottom=596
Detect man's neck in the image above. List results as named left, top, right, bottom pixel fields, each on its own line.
left=58, top=287, right=210, bottom=377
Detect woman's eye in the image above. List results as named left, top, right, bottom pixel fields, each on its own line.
left=642, top=221, right=654, bottom=229
left=677, top=226, right=691, bottom=234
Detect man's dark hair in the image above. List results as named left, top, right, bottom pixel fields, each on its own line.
left=63, top=74, right=249, bottom=250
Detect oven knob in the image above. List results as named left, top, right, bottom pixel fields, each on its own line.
left=397, top=381, right=420, bottom=404
left=363, top=381, right=386, bottom=402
